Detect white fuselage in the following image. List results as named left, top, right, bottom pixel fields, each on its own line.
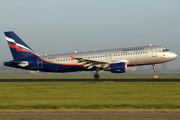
left=41, top=46, right=177, bottom=67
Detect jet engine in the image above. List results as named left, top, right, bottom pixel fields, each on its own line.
left=110, top=62, right=127, bottom=73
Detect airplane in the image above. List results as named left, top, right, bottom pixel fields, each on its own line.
left=4, top=31, right=177, bottom=79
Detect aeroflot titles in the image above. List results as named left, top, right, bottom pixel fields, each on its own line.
left=122, top=48, right=144, bottom=51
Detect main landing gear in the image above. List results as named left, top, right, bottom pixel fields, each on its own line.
left=152, top=64, right=158, bottom=78
left=94, top=68, right=100, bottom=79
left=94, top=74, right=100, bottom=79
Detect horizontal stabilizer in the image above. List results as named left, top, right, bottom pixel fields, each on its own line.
left=5, top=61, right=27, bottom=64
left=4, top=61, right=29, bottom=67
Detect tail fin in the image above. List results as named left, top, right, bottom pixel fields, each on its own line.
left=4, top=31, right=38, bottom=60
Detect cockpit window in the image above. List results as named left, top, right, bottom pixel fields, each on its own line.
left=163, top=49, right=170, bottom=52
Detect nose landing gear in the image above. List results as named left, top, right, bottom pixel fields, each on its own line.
left=152, top=64, right=158, bottom=78
left=153, top=70, right=158, bottom=75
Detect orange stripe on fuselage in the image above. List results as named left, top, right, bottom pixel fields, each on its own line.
left=127, top=61, right=168, bottom=66
left=7, top=44, right=169, bottom=67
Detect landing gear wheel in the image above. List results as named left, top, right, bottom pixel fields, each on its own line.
left=94, top=74, right=100, bottom=79
left=153, top=70, right=158, bottom=76
left=152, top=64, right=158, bottom=76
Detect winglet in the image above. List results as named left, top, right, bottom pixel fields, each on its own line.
left=70, top=56, right=76, bottom=61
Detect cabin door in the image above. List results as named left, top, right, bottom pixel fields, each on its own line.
left=151, top=47, right=157, bottom=57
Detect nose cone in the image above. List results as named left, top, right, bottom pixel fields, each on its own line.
left=170, top=53, right=177, bottom=60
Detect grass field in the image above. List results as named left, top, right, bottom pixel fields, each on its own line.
left=0, top=82, right=179, bottom=112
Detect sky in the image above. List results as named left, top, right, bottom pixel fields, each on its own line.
left=0, top=0, right=180, bottom=69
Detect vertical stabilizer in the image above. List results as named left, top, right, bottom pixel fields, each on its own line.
left=4, top=31, right=38, bottom=60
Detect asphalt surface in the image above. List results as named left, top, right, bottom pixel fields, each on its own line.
left=0, top=113, right=180, bottom=118
left=0, top=79, right=180, bottom=82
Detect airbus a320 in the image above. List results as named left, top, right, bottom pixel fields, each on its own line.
left=4, top=31, right=177, bottom=79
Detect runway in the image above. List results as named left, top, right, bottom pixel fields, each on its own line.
left=0, top=79, right=179, bottom=82
left=0, top=113, right=180, bottom=118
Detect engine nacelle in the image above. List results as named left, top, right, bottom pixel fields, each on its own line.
left=110, top=62, right=127, bottom=73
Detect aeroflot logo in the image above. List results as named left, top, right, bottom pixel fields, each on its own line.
left=122, top=48, right=144, bottom=51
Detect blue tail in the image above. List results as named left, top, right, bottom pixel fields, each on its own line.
left=4, top=31, right=38, bottom=60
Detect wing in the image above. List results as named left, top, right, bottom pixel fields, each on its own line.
left=70, top=56, right=109, bottom=69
